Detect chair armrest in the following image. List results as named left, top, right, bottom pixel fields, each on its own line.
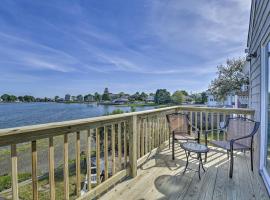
left=230, top=133, right=253, bottom=143
left=229, top=134, right=254, bottom=150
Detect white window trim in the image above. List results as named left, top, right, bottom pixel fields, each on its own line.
left=260, top=36, right=270, bottom=194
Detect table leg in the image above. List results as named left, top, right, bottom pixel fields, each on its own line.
left=198, top=153, right=201, bottom=180
left=200, top=155, right=206, bottom=172
left=183, top=150, right=190, bottom=174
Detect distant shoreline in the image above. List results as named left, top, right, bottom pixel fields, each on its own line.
left=0, top=101, right=158, bottom=107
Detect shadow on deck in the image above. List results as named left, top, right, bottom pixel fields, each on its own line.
left=101, top=144, right=269, bottom=200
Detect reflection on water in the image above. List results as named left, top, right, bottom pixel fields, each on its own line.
left=0, top=102, right=154, bottom=129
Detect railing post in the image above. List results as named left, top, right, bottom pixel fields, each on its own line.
left=129, top=115, right=137, bottom=178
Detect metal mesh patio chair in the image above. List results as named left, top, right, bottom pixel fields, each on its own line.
left=204, top=117, right=260, bottom=178
left=166, top=113, right=200, bottom=160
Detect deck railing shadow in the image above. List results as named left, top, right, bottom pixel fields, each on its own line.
left=139, top=146, right=186, bottom=172
left=153, top=146, right=252, bottom=200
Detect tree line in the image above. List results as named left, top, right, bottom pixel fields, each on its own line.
left=0, top=89, right=207, bottom=104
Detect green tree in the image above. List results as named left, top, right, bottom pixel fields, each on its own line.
left=172, top=91, right=184, bottom=104
left=54, top=96, right=59, bottom=102
left=94, top=92, right=101, bottom=102
left=18, top=96, right=24, bottom=102
left=129, top=92, right=140, bottom=102
left=180, top=90, right=188, bottom=96
left=23, top=95, right=35, bottom=102
left=102, top=88, right=111, bottom=101
left=201, top=92, right=207, bottom=104
left=1, top=94, right=17, bottom=102
left=1, top=94, right=10, bottom=102
left=140, top=92, right=148, bottom=101
left=118, top=92, right=125, bottom=98
left=209, top=58, right=248, bottom=101
left=154, top=89, right=171, bottom=104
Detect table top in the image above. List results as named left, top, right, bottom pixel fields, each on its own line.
left=180, top=142, right=209, bottom=153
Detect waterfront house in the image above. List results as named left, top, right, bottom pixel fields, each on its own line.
left=77, top=95, right=84, bottom=102
left=145, top=95, right=154, bottom=103
left=112, top=98, right=129, bottom=105
left=71, top=96, right=77, bottom=102
left=65, top=94, right=71, bottom=101
left=84, top=94, right=94, bottom=102
left=206, top=90, right=235, bottom=107
left=206, top=88, right=249, bottom=108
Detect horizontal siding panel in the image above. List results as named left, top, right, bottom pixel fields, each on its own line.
left=250, top=0, right=269, bottom=44
left=250, top=10, right=270, bottom=53
left=250, top=0, right=270, bottom=51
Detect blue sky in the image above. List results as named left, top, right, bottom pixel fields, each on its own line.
left=0, top=0, right=251, bottom=97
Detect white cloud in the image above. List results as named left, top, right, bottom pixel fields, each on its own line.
left=146, top=0, right=251, bottom=58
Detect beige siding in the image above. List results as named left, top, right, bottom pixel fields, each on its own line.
left=248, top=0, right=270, bottom=169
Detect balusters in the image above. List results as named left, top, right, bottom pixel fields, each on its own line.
left=195, top=111, right=198, bottom=133
left=123, top=122, right=127, bottom=168
left=211, top=112, right=214, bottom=139
left=223, top=113, right=226, bottom=140
left=31, top=141, right=38, bottom=200
left=76, top=132, right=81, bottom=197
left=96, top=128, right=101, bottom=185
left=86, top=130, right=91, bottom=191
left=141, top=119, right=145, bottom=156
left=111, top=124, right=116, bottom=176
left=137, top=118, right=141, bottom=159
left=118, top=123, right=122, bottom=170
left=151, top=118, right=154, bottom=149
left=158, top=117, right=161, bottom=146
left=104, top=126, right=108, bottom=181
left=64, top=134, right=69, bottom=200
left=200, top=112, right=203, bottom=136
left=129, top=115, right=137, bottom=177
left=217, top=113, right=220, bottom=140
left=190, top=112, right=193, bottom=134
left=11, top=144, right=19, bottom=200
left=205, top=112, right=208, bottom=132
left=160, top=116, right=163, bottom=144
left=49, top=137, right=55, bottom=200
left=145, top=118, right=148, bottom=154
left=155, top=117, right=158, bottom=148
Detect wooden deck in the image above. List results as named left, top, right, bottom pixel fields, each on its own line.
left=101, top=144, right=269, bottom=200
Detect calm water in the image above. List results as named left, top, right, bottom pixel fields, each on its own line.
left=0, top=103, right=154, bottom=129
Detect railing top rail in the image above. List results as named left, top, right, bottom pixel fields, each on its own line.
left=0, top=105, right=255, bottom=147
left=176, top=106, right=255, bottom=114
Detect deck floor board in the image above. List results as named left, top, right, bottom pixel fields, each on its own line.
left=100, top=145, right=269, bottom=200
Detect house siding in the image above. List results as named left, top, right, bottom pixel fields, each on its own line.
left=248, top=0, right=270, bottom=169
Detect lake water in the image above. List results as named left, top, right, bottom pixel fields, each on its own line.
left=0, top=102, right=155, bottom=129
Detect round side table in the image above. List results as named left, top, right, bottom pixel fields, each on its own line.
left=180, top=142, right=209, bottom=179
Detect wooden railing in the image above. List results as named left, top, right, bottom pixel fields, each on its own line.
left=0, top=106, right=255, bottom=200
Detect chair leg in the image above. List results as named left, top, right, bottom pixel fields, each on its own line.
left=205, top=152, right=207, bottom=163
left=229, top=150, right=234, bottom=178
left=172, top=133, right=175, bottom=160
left=227, top=150, right=229, bottom=159
left=250, top=148, right=253, bottom=172
left=169, top=134, right=171, bottom=149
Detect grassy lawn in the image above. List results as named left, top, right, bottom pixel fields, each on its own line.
left=1, top=157, right=95, bottom=200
